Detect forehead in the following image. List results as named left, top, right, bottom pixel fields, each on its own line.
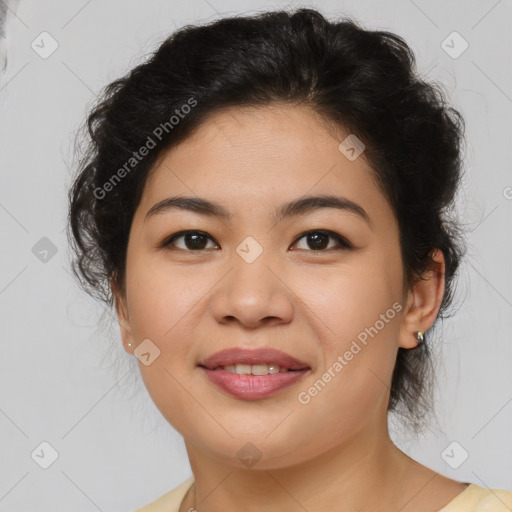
left=137, top=104, right=391, bottom=224
left=157, top=104, right=365, bottom=172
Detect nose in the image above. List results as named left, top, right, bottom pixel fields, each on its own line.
left=210, top=253, right=294, bottom=329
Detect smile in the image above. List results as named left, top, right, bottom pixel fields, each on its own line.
left=197, top=347, right=311, bottom=399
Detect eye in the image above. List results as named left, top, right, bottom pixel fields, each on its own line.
left=158, top=229, right=352, bottom=252
left=159, top=230, right=219, bottom=251
left=291, top=229, right=352, bottom=252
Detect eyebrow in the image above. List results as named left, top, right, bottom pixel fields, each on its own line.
left=144, top=194, right=372, bottom=228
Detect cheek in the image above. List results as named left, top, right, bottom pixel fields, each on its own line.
left=126, top=260, right=205, bottom=432
left=292, top=256, right=402, bottom=345
left=291, top=257, right=402, bottom=402
left=124, top=251, right=203, bottom=342
left=293, top=273, right=401, bottom=439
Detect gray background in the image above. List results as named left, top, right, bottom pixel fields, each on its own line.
left=0, top=0, right=511, bottom=510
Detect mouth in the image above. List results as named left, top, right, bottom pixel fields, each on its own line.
left=198, top=347, right=310, bottom=372
left=197, top=347, right=310, bottom=400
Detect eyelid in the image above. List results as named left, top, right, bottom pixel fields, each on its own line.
left=157, top=229, right=353, bottom=251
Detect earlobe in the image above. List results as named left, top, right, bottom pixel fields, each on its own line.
left=398, top=249, right=445, bottom=349
left=110, top=275, right=135, bottom=353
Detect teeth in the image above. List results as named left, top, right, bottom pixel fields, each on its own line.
left=235, top=364, right=251, bottom=375
left=220, top=364, right=289, bottom=375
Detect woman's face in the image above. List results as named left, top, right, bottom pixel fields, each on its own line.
left=114, top=104, right=431, bottom=469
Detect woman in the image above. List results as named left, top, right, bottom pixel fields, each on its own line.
left=67, top=8, right=512, bottom=512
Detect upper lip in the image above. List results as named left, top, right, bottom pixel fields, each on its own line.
left=199, top=348, right=310, bottom=370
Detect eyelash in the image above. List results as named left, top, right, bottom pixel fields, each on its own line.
left=158, top=229, right=353, bottom=252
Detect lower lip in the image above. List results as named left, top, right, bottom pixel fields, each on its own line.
left=200, top=367, right=309, bottom=400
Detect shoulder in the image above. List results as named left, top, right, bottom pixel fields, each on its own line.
left=440, top=483, right=512, bottom=511
left=133, top=476, right=194, bottom=512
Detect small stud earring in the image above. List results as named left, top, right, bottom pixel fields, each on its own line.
left=127, top=343, right=132, bottom=347
left=416, top=331, right=424, bottom=344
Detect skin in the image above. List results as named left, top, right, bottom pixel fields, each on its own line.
left=112, top=104, right=468, bottom=511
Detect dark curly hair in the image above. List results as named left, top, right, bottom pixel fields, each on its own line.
left=67, top=8, right=466, bottom=431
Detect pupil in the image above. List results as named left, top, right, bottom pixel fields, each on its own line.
left=185, top=233, right=207, bottom=250
left=308, top=232, right=328, bottom=250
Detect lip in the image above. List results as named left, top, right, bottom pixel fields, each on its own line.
left=198, top=347, right=311, bottom=400
left=200, top=367, right=310, bottom=400
left=198, top=347, right=310, bottom=370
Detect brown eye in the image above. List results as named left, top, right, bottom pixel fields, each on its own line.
left=160, top=231, right=218, bottom=251
left=291, top=230, right=352, bottom=251
left=158, top=229, right=352, bottom=252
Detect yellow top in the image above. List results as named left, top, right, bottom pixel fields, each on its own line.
left=134, top=477, right=512, bottom=512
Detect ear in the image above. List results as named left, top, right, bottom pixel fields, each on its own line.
left=110, top=274, right=135, bottom=353
left=398, top=249, right=445, bottom=349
